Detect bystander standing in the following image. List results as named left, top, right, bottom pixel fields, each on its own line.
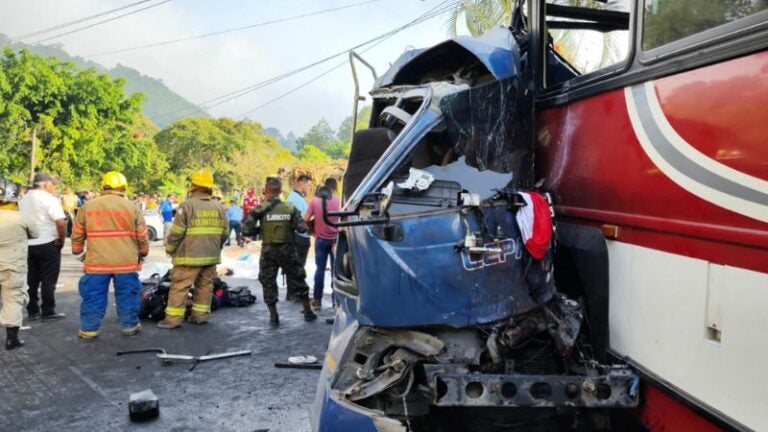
left=18, top=173, right=67, bottom=322
left=286, top=174, right=311, bottom=301
left=225, top=199, right=243, bottom=246
left=159, top=194, right=175, bottom=240
left=305, top=178, right=340, bottom=310
left=0, top=180, right=38, bottom=349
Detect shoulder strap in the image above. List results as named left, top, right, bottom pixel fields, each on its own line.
left=259, top=199, right=281, bottom=219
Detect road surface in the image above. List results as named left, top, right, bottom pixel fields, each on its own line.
left=0, top=240, right=333, bottom=432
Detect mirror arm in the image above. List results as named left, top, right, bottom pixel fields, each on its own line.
left=322, top=195, right=389, bottom=227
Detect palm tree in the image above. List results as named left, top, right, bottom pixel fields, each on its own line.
left=447, top=0, right=628, bottom=74
left=447, top=0, right=515, bottom=36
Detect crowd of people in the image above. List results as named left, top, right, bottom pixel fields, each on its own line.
left=0, top=168, right=341, bottom=350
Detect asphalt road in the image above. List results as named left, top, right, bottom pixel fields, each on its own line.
left=0, top=241, right=334, bottom=432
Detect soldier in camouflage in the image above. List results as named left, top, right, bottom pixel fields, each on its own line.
left=242, top=177, right=317, bottom=326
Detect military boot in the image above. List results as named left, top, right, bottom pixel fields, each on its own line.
left=267, top=303, right=280, bottom=327
left=300, top=296, right=317, bottom=322
left=5, top=327, right=24, bottom=351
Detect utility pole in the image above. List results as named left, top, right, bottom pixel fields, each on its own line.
left=29, top=127, right=37, bottom=185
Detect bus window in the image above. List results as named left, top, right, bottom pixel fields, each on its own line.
left=546, top=0, right=632, bottom=86
left=643, top=0, right=768, bottom=50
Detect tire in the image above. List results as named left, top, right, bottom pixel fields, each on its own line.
left=147, top=226, right=157, bottom=242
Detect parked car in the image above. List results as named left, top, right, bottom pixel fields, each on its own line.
left=143, top=210, right=164, bottom=242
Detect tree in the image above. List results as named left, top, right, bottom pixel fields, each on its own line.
left=154, top=117, right=245, bottom=190
left=297, top=144, right=331, bottom=162
left=298, top=118, right=334, bottom=152
left=326, top=140, right=351, bottom=159
left=447, top=0, right=514, bottom=36
left=0, top=49, right=162, bottom=188
left=643, top=0, right=766, bottom=50
left=336, top=105, right=372, bottom=141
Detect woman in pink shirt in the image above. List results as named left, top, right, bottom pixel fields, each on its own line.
left=305, top=178, right=340, bottom=310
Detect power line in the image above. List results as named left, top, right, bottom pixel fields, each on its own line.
left=15, top=0, right=154, bottom=40
left=149, top=0, right=455, bottom=122
left=88, top=0, right=387, bottom=58
left=236, top=1, right=456, bottom=118
left=31, top=0, right=175, bottom=44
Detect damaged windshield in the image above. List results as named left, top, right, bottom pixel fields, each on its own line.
left=374, top=76, right=533, bottom=215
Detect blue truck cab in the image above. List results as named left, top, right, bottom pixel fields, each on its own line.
left=310, top=25, right=637, bottom=432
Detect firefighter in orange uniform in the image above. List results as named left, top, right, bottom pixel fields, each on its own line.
left=158, top=169, right=228, bottom=329
left=71, top=172, right=149, bottom=339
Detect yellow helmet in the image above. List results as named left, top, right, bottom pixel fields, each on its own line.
left=102, top=171, right=127, bottom=190
left=189, top=169, right=215, bottom=189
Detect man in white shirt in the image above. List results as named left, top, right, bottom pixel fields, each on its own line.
left=19, top=173, right=67, bottom=321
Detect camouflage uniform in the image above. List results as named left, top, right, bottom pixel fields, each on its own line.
left=242, top=197, right=309, bottom=305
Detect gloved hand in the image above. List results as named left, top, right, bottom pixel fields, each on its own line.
left=74, top=252, right=86, bottom=262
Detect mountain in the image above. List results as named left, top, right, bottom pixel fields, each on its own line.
left=0, top=35, right=207, bottom=128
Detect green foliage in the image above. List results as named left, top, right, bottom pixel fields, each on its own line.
left=325, top=140, right=352, bottom=159
left=264, top=126, right=298, bottom=152
left=298, top=144, right=331, bottom=162
left=298, top=117, right=335, bottom=152
left=0, top=49, right=161, bottom=190
left=155, top=117, right=299, bottom=192
left=643, top=0, right=768, bottom=50
left=447, top=0, right=514, bottom=36
left=336, top=105, right=372, bottom=141
left=0, top=35, right=208, bottom=128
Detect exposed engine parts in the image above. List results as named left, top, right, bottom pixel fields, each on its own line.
left=331, top=295, right=638, bottom=431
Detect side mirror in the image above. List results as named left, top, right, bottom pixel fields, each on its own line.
left=322, top=185, right=393, bottom=228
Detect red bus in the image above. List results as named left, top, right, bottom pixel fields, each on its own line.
left=534, top=1, right=768, bottom=430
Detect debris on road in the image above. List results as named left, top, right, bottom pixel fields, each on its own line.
left=275, top=355, right=322, bottom=370
left=288, top=355, right=318, bottom=364
left=274, top=362, right=322, bottom=370
left=117, top=348, right=251, bottom=366
left=128, top=389, right=159, bottom=421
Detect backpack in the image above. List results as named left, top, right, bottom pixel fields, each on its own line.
left=139, top=272, right=171, bottom=321
left=212, top=278, right=257, bottom=308
left=224, top=285, right=257, bottom=307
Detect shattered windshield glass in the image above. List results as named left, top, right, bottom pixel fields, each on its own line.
left=382, top=76, right=533, bottom=215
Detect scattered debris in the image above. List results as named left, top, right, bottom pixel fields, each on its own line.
left=158, top=350, right=251, bottom=364
left=275, top=354, right=322, bottom=369
left=117, top=348, right=251, bottom=366
left=128, top=389, right=159, bottom=421
left=274, top=362, right=322, bottom=370
left=288, top=355, right=318, bottom=364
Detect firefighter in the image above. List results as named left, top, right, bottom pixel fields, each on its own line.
left=242, top=176, right=317, bottom=326
left=0, top=182, right=38, bottom=349
left=159, top=169, right=228, bottom=329
left=71, top=172, right=150, bottom=339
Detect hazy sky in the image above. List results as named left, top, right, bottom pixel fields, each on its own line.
left=0, top=0, right=467, bottom=136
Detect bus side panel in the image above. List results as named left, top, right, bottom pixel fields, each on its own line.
left=536, top=51, right=768, bottom=432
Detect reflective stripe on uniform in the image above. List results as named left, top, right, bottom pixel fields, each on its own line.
left=165, top=306, right=186, bottom=317
left=191, top=303, right=211, bottom=314
left=87, top=230, right=139, bottom=238
left=172, top=256, right=220, bottom=266
left=83, top=263, right=141, bottom=273
left=78, top=329, right=99, bottom=337
left=186, top=227, right=226, bottom=236
left=170, top=224, right=186, bottom=234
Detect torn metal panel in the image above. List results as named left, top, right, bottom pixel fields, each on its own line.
left=375, top=27, right=520, bottom=89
